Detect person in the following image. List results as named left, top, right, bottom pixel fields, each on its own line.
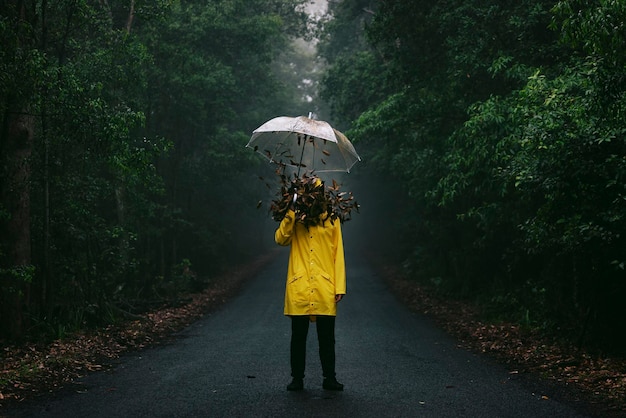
left=274, top=177, right=346, bottom=392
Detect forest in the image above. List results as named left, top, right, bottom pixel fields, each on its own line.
left=1, top=0, right=625, bottom=359
left=321, top=0, right=626, bottom=355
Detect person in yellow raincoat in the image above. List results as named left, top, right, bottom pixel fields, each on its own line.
left=275, top=178, right=346, bottom=392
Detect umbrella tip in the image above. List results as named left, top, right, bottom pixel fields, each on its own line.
left=308, top=111, right=315, bottom=119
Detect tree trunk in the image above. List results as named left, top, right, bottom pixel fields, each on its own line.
left=0, top=109, right=35, bottom=339
left=126, top=0, right=135, bottom=34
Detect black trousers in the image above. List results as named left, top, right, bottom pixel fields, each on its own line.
left=290, top=315, right=336, bottom=379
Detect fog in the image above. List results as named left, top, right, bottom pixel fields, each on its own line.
left=246, top=0, right=399, bottom=261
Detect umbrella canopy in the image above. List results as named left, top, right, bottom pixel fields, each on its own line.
left=246, top=115, right=361, bottom=173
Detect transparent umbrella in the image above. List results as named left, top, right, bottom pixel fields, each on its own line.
left=246, top=115, right=361, bottom=174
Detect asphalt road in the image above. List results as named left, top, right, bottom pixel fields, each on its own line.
left=4, top=249, right=591, bottom=418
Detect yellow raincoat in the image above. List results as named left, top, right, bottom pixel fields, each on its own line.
left=275, top=209, right=346, bottom=316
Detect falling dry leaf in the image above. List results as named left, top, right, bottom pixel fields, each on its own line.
left=267, top=170, right=359, bottom=227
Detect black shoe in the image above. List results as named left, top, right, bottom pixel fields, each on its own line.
left=322, top=378, right=344, bottom=391
left=287, top=378, right=304, bottom=391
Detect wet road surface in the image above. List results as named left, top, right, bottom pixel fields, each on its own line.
left=4, top=249, right=590, bottom=417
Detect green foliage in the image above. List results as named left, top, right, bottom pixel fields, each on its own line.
left=0, top=0, right=314, bottom=341
left=159, top=258, right=205, bottom=295
left=552, top=0, right=626, bottom=66
left=320, top=51, right=389, bottom=127
left=318, top=0, right=374, bottom=62
left=319, top=0, right=626, bottom=353
left=318, top=1, right=386, bottom=128
left=0, top=265, right=36, bottom=292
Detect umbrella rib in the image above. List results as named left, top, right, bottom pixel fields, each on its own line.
left=296, top=134, right=307, bottom=176
left=268, top=131, right=292, bottom=164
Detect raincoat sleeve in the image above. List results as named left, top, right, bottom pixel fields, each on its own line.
left=334, top=221, right=347, bottom=295
left=275, top=209, right=295, bottom=246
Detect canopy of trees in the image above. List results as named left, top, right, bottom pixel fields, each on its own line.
left=3, top=0, right=625, bottom=356
left=318, top=0, right=626, bottom=354
left=0, top=0, right=311, bottom=340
